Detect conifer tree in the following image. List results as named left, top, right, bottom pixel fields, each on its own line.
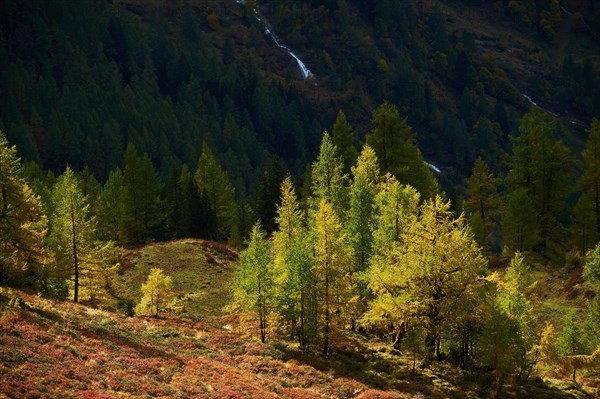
left=120, top=143, right=164, bottom=244
left=505, top=109, right=573, bottom=252
left=332, top=110, right=358, bottom=175
left=95, top=168, right=123, bottom=241
left=314, top=199, right=351, bottom=355
left=366, top=102, right=437, bottom=198
left=50, top=166, right=116, bottom=303
left=576, top=119, right=600, bottom=248
left=367, top=196, right=486, bottom=361
left=135, top=268, right=173, bottom=318
left=0, top=132, right=47, bottom=284
left=465, top=158, right=500, bottom=251
left=346, top=146, right=380, bottom=323
left=195, top=142, right=236, bottom=240
left=234, top=222, right=274, bottom=343
left=311, top=132, right=348, bottom=218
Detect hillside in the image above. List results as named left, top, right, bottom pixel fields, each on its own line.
left=1, top=240, right=598, bottom=399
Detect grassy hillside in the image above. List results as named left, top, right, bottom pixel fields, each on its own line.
left=1, top=240, right=598, bottom=398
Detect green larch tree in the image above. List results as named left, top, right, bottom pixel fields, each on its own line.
left=331, top=110, right=358, bottom=175
left=501, top=188, right=539, bottom=252
left=195, top=142, right=236, bottom=241
left=366, top=102, right=438, bottom=199
left=465, top=158, right=500, bottom=251
left=314, top=199, right=351, bottom=356
left=95, top=168, right=123, bottom=242
left=311, top=131, right=348, bottom=218
left=233, top=222, right=275, bottom=343
left=0, top=132, right=48, bottom=284
left=575, top=118, right=600, bottom=249
left=346, top=145, right=380, bottom=324
left=50, top=166, right=116, bottom=303
left=505, top=108, right=574, bottom=252
left=120, top=143, right=164, bottom=244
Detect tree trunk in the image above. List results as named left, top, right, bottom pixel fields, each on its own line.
left=71, top=203, right=79, bottom=303
left=323, top=272, right=330, bottom=356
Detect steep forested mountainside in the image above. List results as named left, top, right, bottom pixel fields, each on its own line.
left=1, top=0, right=599, bottom=188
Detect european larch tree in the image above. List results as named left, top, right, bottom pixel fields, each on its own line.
left=346, top=145, right=380, bottom=324
left=195, top=142, right=236, bottom=241
left=234, top=222, right=275, bottom=343
left=50, top=166, right=116, bottom=303
left=135, top=267, right=174, bottom=318
left=505, top=108, right=573, bottom=252
left=575, top=118, right=600, bottom=249
left=120, top=143, right=164, bottom=244
left=364, top=176, right=420, bottom=344
left=314, top=199, right=351, bottom=355
left=0, top=132, right=47, bottom=284
left=331, top=110, right=358, bottom=176
left=311, top=132, right=348, bottom=219
left=368, top=196, right=486, bottom=361
left=366, top=102, right=437, bottom=199
left=465, top=158, right=500, bottom=251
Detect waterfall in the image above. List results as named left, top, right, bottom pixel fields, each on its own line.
left=237, top=0, right=313, bottom=79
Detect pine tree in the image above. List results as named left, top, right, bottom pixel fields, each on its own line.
left=0, top=132, right=48, bottom=284
left=233, top=223, right=274, bottom=343
left=135, top=268, right=174, bottom=318
left=50, top=166, right=116, bottom=303
left=501, top=188, right=539, bottom=252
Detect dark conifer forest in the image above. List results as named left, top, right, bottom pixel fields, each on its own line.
left=2, top=0, right=600, bottom=397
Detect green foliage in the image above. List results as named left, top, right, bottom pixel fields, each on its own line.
left=120, top=143, right=164, bottom=245
left=465, top=158, right=500, bottom=251
left=0, top=132, right=48, bottom=285
left=366, top=102, right=437, bottom=199
left=311, top=132, right=348, bottom=217
left=233, top=223, right=274, bottom=343
left=505, top=109, right=573, bottom=252
left=314, top=199, right=351, bottom=355
left=135, top=267, right=174, bottom=318
left=584, top=243, right=600, bottom=284
left=332, top=110, right=358, bottom=176
left=195, top=143, right=237, bottom=241
left=49, top=166, right=117, bottom=303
